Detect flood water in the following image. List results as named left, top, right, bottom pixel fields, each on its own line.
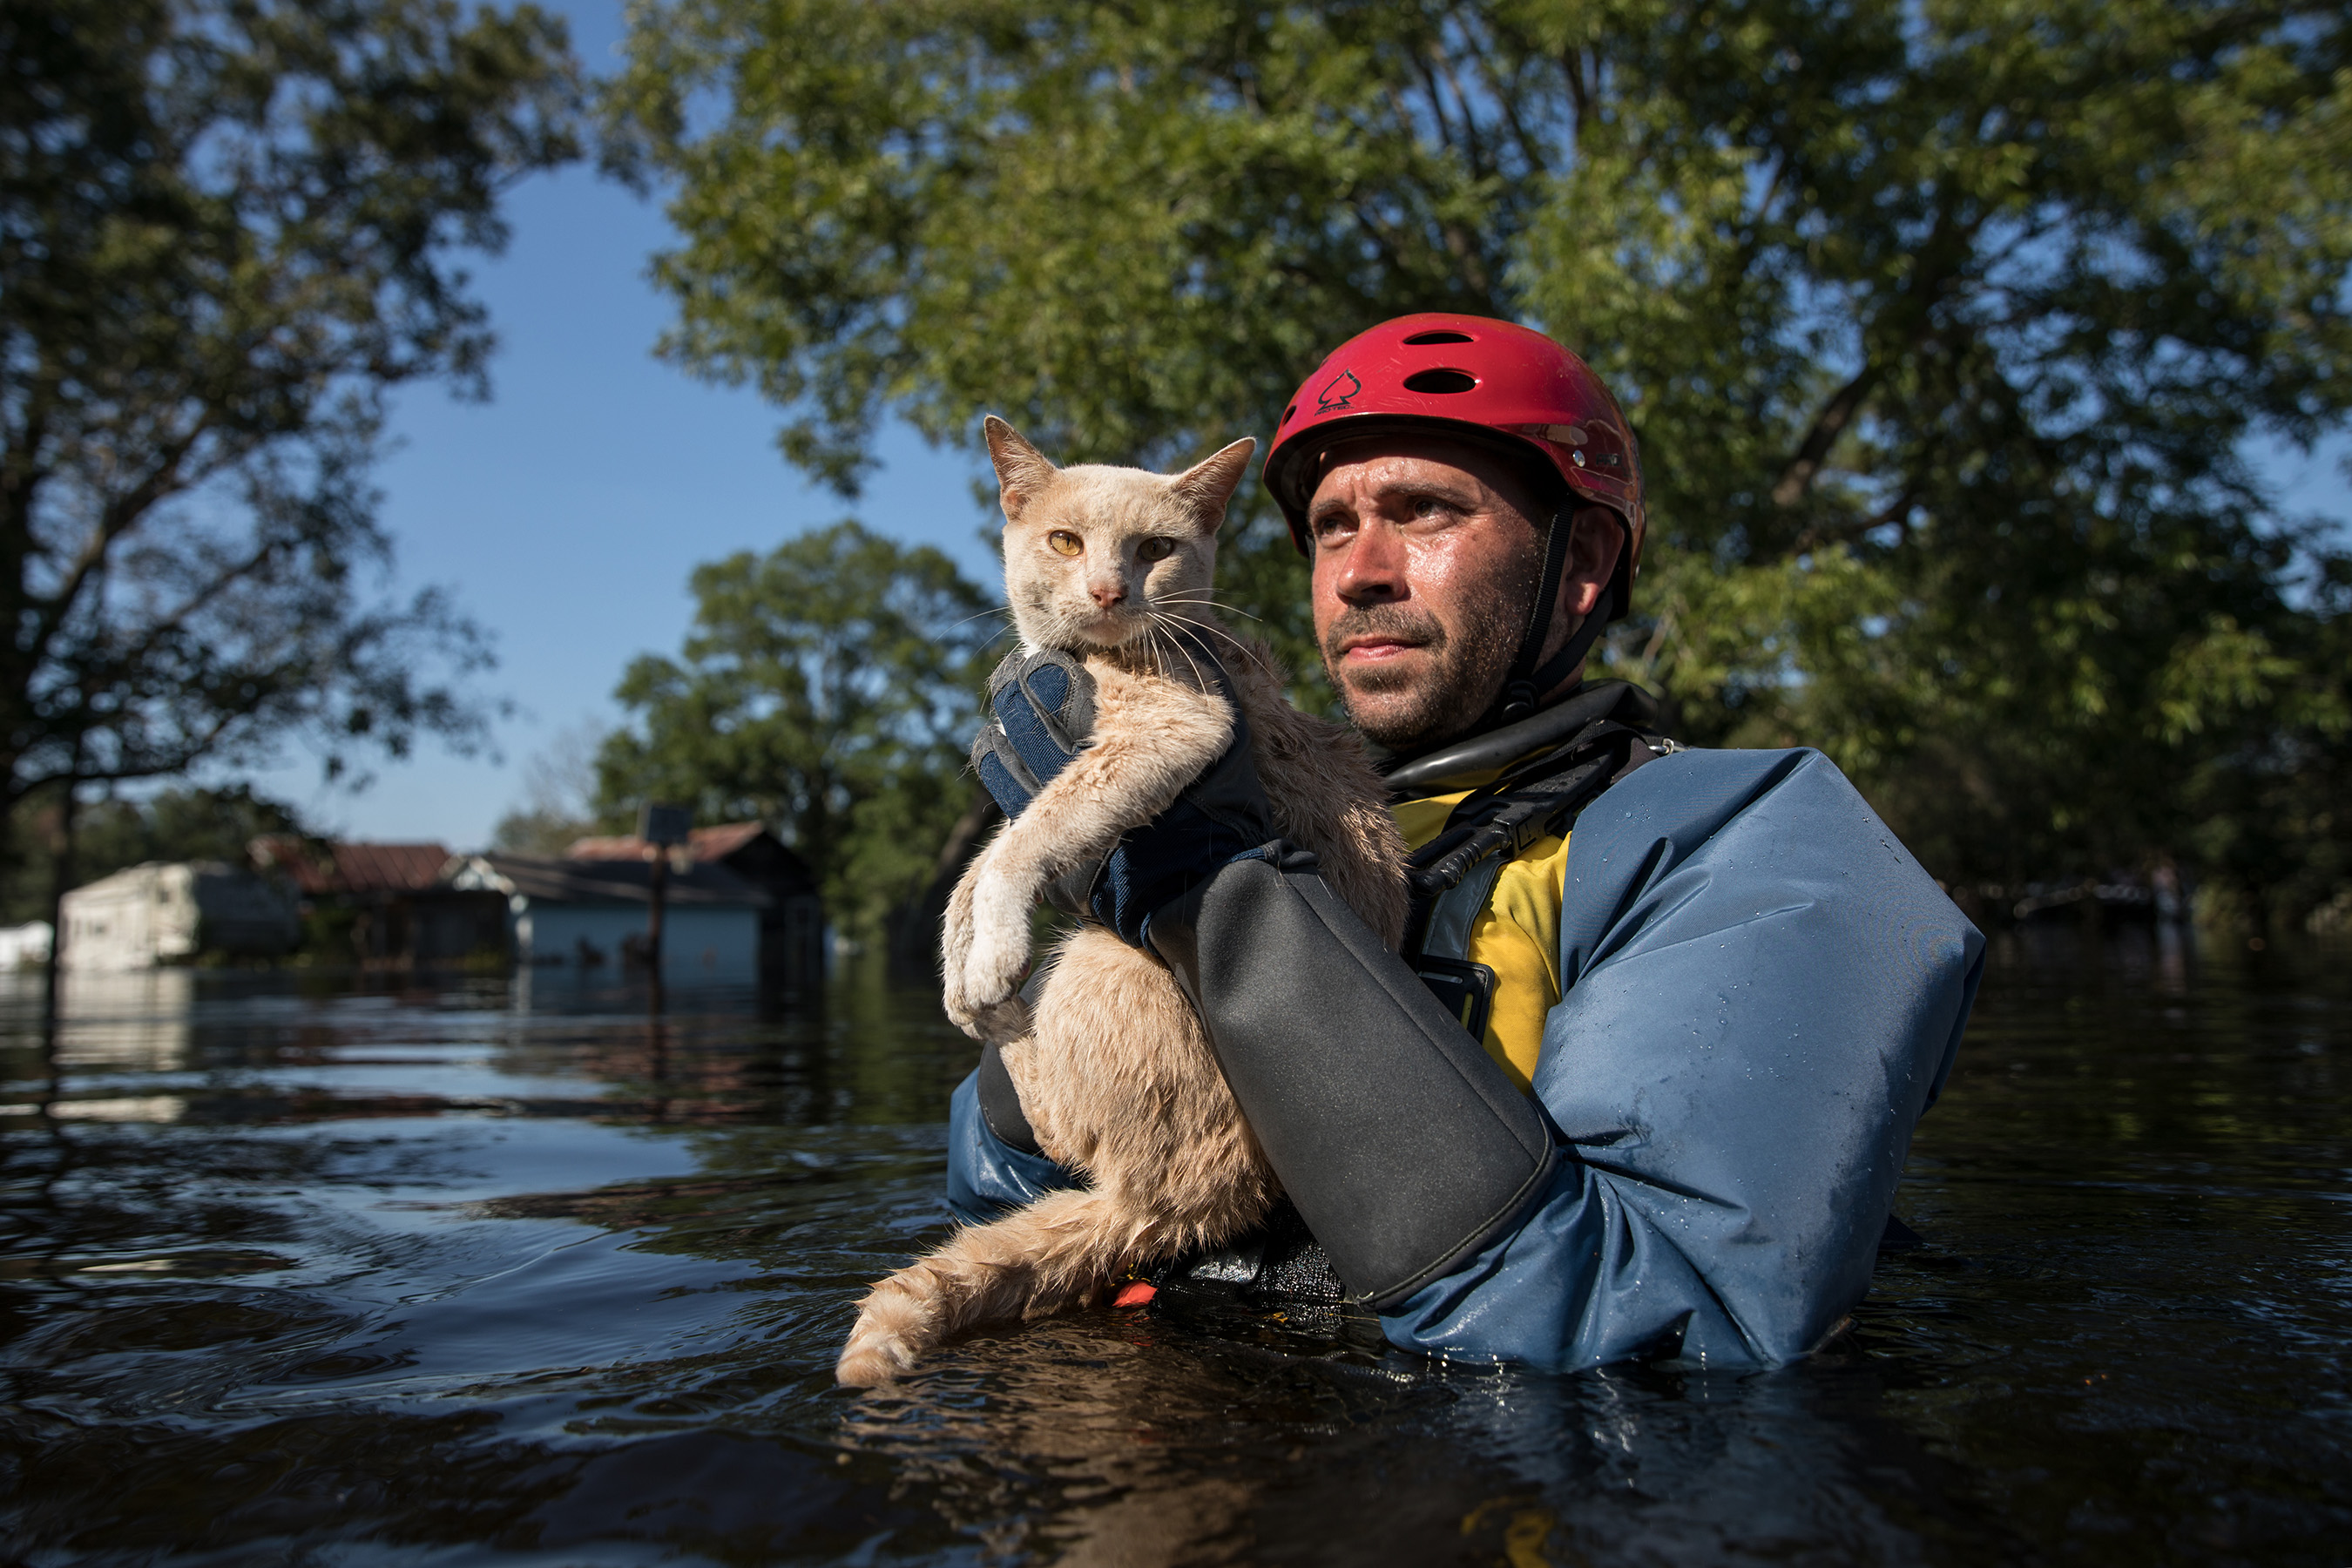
left=1, top=929, right=2346, bottom=1565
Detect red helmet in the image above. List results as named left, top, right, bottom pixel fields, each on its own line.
left=1261, top=313, right=1646, bottom=618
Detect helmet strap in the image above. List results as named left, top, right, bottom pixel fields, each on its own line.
left=1489, top=505, right=1614, bottom=727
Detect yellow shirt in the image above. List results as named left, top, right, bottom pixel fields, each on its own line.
left=1390, top=789, right=1568, bottom=1096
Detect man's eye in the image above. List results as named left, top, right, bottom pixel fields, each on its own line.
left=1137, top=537, right=1175, bottom=562
left=1047, top=531, right=1084, bottom=558
left=1411, top=495, right=1450, bottom=518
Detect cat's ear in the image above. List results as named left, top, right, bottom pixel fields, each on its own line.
left=983, top=416, right=1058, bottom=521
left=1169, top=436, right=1258, bottom=532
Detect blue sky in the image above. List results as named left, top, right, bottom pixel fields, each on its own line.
left=260, top=0, right=2352, bottom=849
left=253, top=2, right=1001, bottom=846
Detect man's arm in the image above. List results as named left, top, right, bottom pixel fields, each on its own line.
left=1384, top=747, right=1981, bottom=1368
left=1153, top=745, right=1980, bottom=1369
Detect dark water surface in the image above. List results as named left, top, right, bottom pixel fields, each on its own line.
left=1, top=931, right=2346, bottom=1565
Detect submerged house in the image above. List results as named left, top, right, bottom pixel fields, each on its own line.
left=249, top=838, right=505, bottom=968
left=444, top=852, right=768, bottom=982
left=563, top=822, right=825, bottom=986
left=59, top=862, right=300, bottom=971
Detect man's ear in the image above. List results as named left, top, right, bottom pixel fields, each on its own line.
left=983, top=416, right=1058, bottom=520
left=1562, top=504, right=1626, bottom=619
left=1170, top=436, right=1258, bottom=532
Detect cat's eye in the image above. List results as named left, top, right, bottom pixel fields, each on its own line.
left=1046, top=531, right=1084, bottom=558
left=1137, top=537, right=1176, bottom=562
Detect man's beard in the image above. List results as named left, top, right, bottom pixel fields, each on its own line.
left=1321, top=588, right=1531, bottom=754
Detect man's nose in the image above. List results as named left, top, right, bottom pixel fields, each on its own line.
left=1335, top=519, right=1407, bottom=602
left=1090, top=577, right=1127, bottom=609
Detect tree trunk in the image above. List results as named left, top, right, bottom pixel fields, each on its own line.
left=42, top=763, right=79, bottom=1022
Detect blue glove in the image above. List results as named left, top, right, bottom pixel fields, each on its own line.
left=970, top=640, right=1276, bottom=946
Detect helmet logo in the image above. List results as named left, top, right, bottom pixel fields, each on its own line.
left=1315, top=369, right=1362, bottom=414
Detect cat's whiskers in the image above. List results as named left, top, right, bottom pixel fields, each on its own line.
left=935, top=605, right=1016, bottom=657
left=1152, top=591, right=1266, bottom=626
left=943, top=604, right=1012, bottom=631
left=1146, top=619, right=1213, bottom=693
left=1150, top=606, right=1280, bottom=685
left=1141, top=625, right=1173, bottom=683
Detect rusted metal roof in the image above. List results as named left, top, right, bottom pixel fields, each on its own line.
left=252, top=838, right=454, bottom=896
left=564, top=821, right=777, bottom=864
left=564, top=835, right=649, bottom=862
left=690, top=821, right=769, bottom=858
left=331, top=842, right=454, bottom=894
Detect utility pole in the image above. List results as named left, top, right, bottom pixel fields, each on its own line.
left=639, top=802, right=691, bottom=994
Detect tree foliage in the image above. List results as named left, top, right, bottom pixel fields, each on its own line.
left=607, top=0, right=2352, bottom=920
left=0, top=0, right=581, bottom=814
left=591, top=521, right=997, bottom=942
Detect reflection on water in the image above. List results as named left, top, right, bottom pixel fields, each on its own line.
left=0, top=931, right=2346, bottom=1565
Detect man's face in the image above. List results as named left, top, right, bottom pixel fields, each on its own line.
left=1307, top=437, right=1550, bottom=752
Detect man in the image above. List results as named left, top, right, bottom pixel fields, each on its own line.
left=952, top=314, right=1984, bottom=1371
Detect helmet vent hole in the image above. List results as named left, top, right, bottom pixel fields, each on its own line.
left=1402, top=368, right=1477, bottom=394
left=1401, top=330, right=1475, bottom=345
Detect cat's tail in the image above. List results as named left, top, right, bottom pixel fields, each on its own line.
left=836, top=1186, right=1150, bottom=1387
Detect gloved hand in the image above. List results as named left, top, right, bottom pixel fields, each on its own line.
left=970, top=640, right=1278, bottom=947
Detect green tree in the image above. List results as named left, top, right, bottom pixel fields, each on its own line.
left=593, top=520, right=997, bottom=943
left=1, top=0, right=580, bottom=816
left=605, top=0, right=2352, bottom=921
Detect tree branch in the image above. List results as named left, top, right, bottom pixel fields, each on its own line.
left=31, top=411, right=221, bottom=660
left=1461, top=30, right=1550, bottom=177
left=1771, top=188, right=1989, bottom=510
left=1433, top=49, right=1487, bottom=180
left=1562, top=46, right=1592, bottom=147
left=1790, top=485, right=1921, bottom=555
left=115, top=530, right=294, bottom=669
left=1408, top=50, right=1458, bottom=155
left=1438, top=218, right=1500, bottom=308
left=1770, top=365, right=1881, bottom=506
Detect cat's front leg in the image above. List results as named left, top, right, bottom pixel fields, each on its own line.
left=950, top=660, right=1232, bottom=1019
left=954, top=832, right=1042, bottom=1017
left=941, top=834, right=1040, bottom=1037
left=939, top=855, right=1005, bottom=1041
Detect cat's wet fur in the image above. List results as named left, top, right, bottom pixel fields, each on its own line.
left=835, top=416, right=1409, bottom=1387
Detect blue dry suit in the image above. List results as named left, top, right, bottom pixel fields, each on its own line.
left=949, top=720, right=1983, bottom=1371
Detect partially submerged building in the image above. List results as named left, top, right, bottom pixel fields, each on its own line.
left=444, top=852, right=769, bottom=983
left=249, top=837, right=504, bottom=968
left=563, top=822, right=825, bottom=986
left=59, top=862, right=300, bottom=971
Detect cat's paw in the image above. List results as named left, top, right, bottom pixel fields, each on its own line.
left=940, top=989, right=984, bottom=1042
left=943, top=962, right=1030, bottom=1040
left=838, top=1273, right=938, bottom=1386
left=835, top=1335, right=915, bottom=1388
left=957, top=916, right=1032, bottom=1011
left=942, top=935, right=1033, bottom=1043
left=940, top=976, right=1030, bottom=1044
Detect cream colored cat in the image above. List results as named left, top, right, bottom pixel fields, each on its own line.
left=834, top=416, right=1409, bottom=1387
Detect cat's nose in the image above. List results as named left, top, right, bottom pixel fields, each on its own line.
left=1090, top=581, right=1126, bottom=609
